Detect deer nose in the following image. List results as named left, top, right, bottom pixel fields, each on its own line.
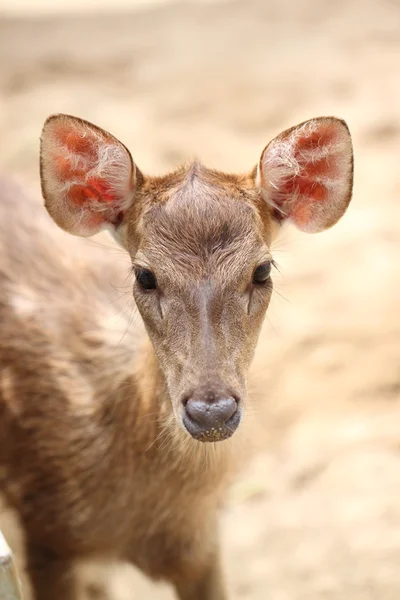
left=186, top=396, right=237, bottom=427
left=182, top=391, right=241, bottom=442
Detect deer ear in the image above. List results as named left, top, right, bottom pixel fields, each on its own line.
left=40, top=114, right=141, bottom=237
left=257, top=117, right=354, bottom=233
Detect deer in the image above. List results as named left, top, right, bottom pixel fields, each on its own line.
left=0, top=114, right=353, bottom=600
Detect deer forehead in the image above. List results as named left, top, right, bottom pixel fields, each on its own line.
left=128, top=163, right=270, bottom=272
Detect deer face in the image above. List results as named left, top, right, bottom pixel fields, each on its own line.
left=124, top=166, right=274, bottom=440
left=40, top=115, right=353, bottom=442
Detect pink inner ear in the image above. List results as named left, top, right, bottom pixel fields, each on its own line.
left=54, top=156, right=84, bottom=181
left=87, top=177, right=117, bottom=203
left=68, top=184, right=101, bottom=205
left=42, top=116, right=136, bottom=236
left=55, top=125, right=98, bottom=158
left=272, top=122, right=345, bottom=228
left=54, top=155, right=118, bottom=205
left=66, top=178, right=119, bottom=212
left=51, top=125, right=121, bottom=210
left=296, top=127, right=334, bottom=150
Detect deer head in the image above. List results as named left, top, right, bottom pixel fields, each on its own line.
left=40, top=115, right=353, bottom=442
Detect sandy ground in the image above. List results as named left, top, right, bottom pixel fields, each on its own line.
left=1, top=0, right=400, bottom=598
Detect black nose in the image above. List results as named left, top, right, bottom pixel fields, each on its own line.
left=186, top=396, right=237, bottom=427
left=182, top=391, right=241, bottom=442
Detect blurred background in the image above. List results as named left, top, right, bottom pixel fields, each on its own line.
left=1, top=0, right=400, bottom=598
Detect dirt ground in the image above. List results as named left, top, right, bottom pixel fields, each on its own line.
left=0, top=0, right=400, bottom=598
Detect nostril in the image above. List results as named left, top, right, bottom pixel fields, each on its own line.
left=216, top=396, right=238, bottom=422
left=185, top=396, right=238, bottom=428
left=181, top=395, right=191, bottom=407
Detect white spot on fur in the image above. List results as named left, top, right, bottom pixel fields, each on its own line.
left=0, top=368, right=21, bottom=417
left=0, top=494, right=32, bottom=599
left=10, top=293, right=36, bottom=318
left=0, top=529, right=11, bottom=560
left=76, top=559, right=172, bottom=600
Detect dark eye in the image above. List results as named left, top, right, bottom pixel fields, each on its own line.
left=134, top=267, right=157, bottom=291
left=252, top=261, right=272, bottom=285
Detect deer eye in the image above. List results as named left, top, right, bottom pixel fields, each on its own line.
left=252, top=262, right=272, bottom=285
left=134, top=267, right=157, bottom=291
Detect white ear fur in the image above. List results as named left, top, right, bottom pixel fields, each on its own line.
left=257, top=117, right=354, bottom=233
left=40, top=114, right=137, bottom=237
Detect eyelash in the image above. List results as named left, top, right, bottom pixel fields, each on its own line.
left=252, top=259, right=277, bottom=285
left=132, top=259, right=278, bottom=292
left=133, top=266, right=157, bottom=291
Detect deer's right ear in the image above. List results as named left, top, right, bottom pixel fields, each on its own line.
left=40, top=114, right=141, bottom=237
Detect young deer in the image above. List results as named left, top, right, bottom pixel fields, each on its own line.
left=0, top=115, right=353, bottom=600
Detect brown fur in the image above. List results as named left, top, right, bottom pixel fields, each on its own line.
left=0, top=172, right=268, bottom=600
left=0, top=115, right=353, bottom=600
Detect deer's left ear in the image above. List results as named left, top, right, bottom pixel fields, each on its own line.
left=256, top=117, right=354, bottom=233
